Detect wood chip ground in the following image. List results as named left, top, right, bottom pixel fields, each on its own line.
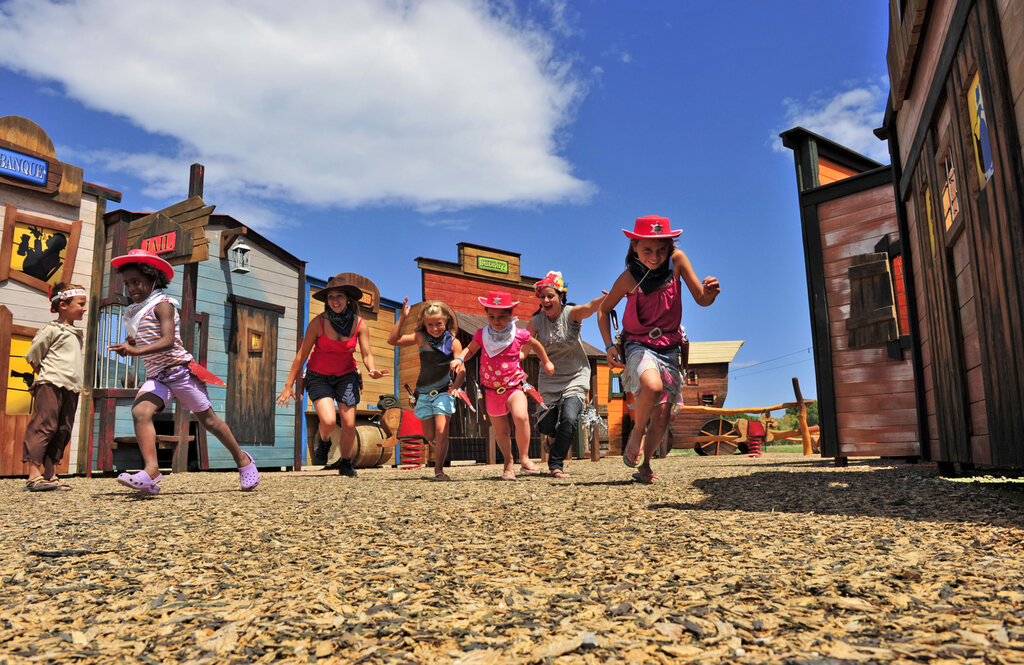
left=2, top=454, right=1023, bottom=664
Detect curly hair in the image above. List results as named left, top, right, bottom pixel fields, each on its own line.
left=115, top=261, right=170, bottom=289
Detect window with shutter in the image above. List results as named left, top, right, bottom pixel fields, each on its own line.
left=847, top=252, right=899, bottom=348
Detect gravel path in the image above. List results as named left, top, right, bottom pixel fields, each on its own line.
left=2, top=454, right=1023, bottom=664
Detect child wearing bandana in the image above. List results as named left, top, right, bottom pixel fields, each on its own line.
left=277, top=273, right=389, bottom=477
left=597, top=215, right=720, bottom=484
left=21, top=282, right=88, bottom=491
left=388, top=298, right=465, bottom=480
left=452, top=291, right=554, bottom=480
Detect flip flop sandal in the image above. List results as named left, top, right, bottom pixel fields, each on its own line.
left=25, top=477, right=58, bottom=492
left=519, top=466, right=541, bottom=475
left=632, top=472, right=661, bottom=484
left=622, top=448, right=644, bottom=468
left=550, top=469, right=570, bottom=479
left=44, top=476, right=72, bottom=491
left=501, top=470, right=517, bottom=481
left=433, top=472, right=452, bottom=481
left=238, top=451, right=261, bottom=491
left=117, top=470, right=162, bottom=495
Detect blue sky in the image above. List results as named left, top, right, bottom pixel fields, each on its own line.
left=0, top=0, right=891, bottom=409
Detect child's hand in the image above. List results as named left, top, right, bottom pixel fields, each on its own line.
left=368, top=369, right=390, bottom=379
left=107, top=341, right=136, bottom=357
left=276, top=386, right=294, bottom=408
left=400, top=297, right=411, bottom=318
left=450, top=358, right=464, bottom=372
left=543, top=360, right=555, bottom=375
left=703, top=276, right=720, bottom=298
left=606, top=346, right=625, bottom=370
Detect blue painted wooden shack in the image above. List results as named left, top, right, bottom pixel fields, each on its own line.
left=90, top=203, right=305, bottom=473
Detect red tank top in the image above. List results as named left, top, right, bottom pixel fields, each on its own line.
left=307, top=316, right=361, bottom=375
left=623, top=277, right=683, bottom=348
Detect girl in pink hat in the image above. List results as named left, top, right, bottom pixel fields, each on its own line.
left=107, top=249, right=260, bottom=494
left=597, top=215, right=720, bottom=483
left=451, top=291, right=554, bottom=480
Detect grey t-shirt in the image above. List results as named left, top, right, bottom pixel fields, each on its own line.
left=531, top=305, right=590, bottom=403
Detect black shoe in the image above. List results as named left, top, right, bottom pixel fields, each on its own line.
left=337, top=459, right=358, bottom=478
left=313, top=440, right=331, bottom=466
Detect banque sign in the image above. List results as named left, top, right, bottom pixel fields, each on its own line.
left=0, top=146, right=48, bottom=186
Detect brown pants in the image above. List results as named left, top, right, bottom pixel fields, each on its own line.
left=22, top=383, right=79, bottom=466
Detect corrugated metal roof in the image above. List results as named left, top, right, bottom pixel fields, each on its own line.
left=687, top=340, right=745, bottom=365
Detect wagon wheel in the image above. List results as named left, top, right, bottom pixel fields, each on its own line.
left=694, top=418, right=738, bottom=456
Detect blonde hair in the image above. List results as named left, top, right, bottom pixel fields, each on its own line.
left=416, top=300, right=458, bottom=335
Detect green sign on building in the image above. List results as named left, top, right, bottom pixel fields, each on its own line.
left=477, top=256, right=509, bottom=274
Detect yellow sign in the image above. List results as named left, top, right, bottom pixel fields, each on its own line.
left=7, top=335, right=34, bottom=414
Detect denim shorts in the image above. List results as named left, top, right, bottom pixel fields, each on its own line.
left=305, top=370, right=361, bottom=407
left=414, top=390, right=455, bottom=419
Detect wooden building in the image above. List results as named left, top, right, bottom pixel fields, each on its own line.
left=0, top=116, right=121, bottom=477
left=91, top=201, right=306, bottom=473
left=783, top=0, right=1024, bottom=470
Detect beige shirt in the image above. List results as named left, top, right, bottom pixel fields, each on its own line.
left=25, top=321, right=85, bottom=392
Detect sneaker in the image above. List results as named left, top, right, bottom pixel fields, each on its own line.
left=337, top=459, right=358, bottom=478
left=313, top=440, right=331, bottom=466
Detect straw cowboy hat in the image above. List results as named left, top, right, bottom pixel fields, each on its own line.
left=313, top=273, right=364, bottom=302
left=111, top=248, right=175, bottom=282
left=477, top=291, right=519, bottom=309
left=623, top=215, right=682, bottom=239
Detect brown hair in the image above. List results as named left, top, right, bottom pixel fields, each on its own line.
left=416, top=300, right=458, bottom=335
left=49, top=281, right=86, bottom=313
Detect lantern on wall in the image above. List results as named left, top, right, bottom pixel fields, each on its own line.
left=229, top=238, right=251, bottom=273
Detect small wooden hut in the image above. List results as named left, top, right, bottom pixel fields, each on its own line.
left=0, top=116, right=121, bottom=477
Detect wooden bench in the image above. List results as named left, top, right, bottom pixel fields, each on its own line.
left=112, top=435, right=195, bottom=450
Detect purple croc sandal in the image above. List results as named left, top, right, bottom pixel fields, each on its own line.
left=116, top=470, right=162, bottom=495
left=238, top=451, right=260, bottom=491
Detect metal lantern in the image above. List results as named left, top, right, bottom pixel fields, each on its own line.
left=229, top=238, right=252, bottom=273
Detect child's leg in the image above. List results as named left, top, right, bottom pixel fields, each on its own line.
left=193, top=408, right=248, bottom=467
left=131, top=395, right=165, bottom=477
left=506, top=392, right=537, bottom=471
left=313, top=397, right=337, bottom=441
left=637, top=403, right=671, bottom=480
left=432, top=414, right=451, bottom=475
left=22, top=383, right=59, bottom=479
left=337, top=404, right=357, bottom=459
left=44, top=388, right=78, bottom=479
left=489, top=414, right=514, bottom=472
left=625, top=368, right=664, bottom=463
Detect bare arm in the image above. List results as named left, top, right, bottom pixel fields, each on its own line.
left=449, top=338, right=466, bottom=391
left=674, top=248, right=720, bottom=307
left=107, top=302, right=176, bottom=357
left=570, top=292, right=607, bottom=323
left=451, top=338, right=480, bottom=372
left=358, top=318, right=389, bottom=379
left=277, top=317, right=321, bottom=407
left=525, top=337, right=555, bottom=375
left=387, top=297, right=419, bottom=346
left=597, top=271, right=635, bottom=369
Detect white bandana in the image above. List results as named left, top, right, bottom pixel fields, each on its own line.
left=481, top=317, right=518, bottom=357
left=50, top=288, right=87, bottom=303
left=123, top=289, right=180, bottom=337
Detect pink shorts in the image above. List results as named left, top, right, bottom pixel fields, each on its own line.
left=484, top=386, right=523, bottom=416
left=138, top=364, right=213, bottom=413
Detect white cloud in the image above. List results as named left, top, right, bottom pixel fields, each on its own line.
left=773, top=82, right=890, bottom=163
left=0, top=0, right=593, bottom=209
left=418, top=217, right=471, bottom=231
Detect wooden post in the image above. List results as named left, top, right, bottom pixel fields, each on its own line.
left=792, top=377, right=814, bottom=456
left=487, top=427, right=496, bottom=466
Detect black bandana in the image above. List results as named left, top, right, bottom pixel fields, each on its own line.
left=629, top=257, right=673, bottom=295
left=426, top=330, right=453, bottom=357
left=324, top=307, right=355, bottom=337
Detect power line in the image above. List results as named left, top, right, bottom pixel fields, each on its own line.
left=730, top=347, right=812, bottom=375
left=730, top=357, right=814, bottom=379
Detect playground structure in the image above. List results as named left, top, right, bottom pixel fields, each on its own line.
left=674, top=378, right=820, bottom=456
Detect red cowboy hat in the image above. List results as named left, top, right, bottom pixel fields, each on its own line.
left=477, top=291, right=519, bottom=309
left=623, top=215, right=682, bottom=239
left=111, top=248, right=175, bottom=282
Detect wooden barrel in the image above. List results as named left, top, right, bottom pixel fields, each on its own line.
left=352, top=425, right=394, bottom=468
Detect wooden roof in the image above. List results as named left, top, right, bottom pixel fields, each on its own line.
left=688, top=340, right=745, bottom=365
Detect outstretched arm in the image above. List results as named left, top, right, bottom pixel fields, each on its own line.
left=597, top=271, right=633, bottom=369
left=107, top=302, right=176, bottom=357
left=674, top=249, right=720, bottom=306
left=570, top=291, right=608, bottom=323
left=358, top=320, right=389, bottom=379
left=525, top=337, right=555, bottom=375
left=387, top=297, right=419, bottom=346
left=277, top=317, right=320, bottom=407
left=451, top=338, right=480, bottom=372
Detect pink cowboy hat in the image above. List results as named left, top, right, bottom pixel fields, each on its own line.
left=111, top=248, right=175, bottom=282
left=623, top=215, right=682, bottom=239
left=478, top=291, right=519, bottom=309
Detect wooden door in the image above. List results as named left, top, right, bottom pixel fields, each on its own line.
left=227, top=303, right=278, bottom=445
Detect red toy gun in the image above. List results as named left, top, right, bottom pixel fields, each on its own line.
left=454, top=388, right=476, bottom=413
left=522, top=381, right=547, bottom=410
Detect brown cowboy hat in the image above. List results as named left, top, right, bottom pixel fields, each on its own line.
left=313, top=273, right=364, bottom=302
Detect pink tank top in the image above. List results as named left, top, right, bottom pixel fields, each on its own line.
left=623, top=277, right=683, bottom=348
left=307, top=316, right=361, bottom=375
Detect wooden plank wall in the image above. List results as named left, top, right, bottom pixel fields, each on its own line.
left=0, top=186, right=99, bottom=473
left=995, top=0, right=1024, bottom=174
left=818, top=185, right=920, bottom=456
